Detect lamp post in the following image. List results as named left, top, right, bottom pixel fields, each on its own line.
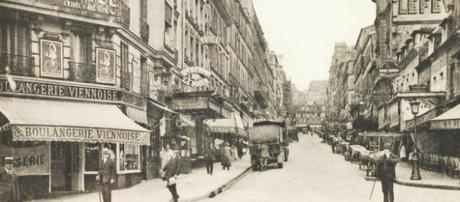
left=409, top=99, right=422, bottom=180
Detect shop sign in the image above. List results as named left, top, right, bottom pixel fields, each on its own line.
left=409, top=84, right=429, bottom=92
left=388, top=102, right=399, bottom=127
left=12, top=125, right=150, bottom=145
left=40, top=39, right=64, bottom=79
left=96, top=48, right=116, bottom=84
left=432, top=119, right=460, bottom=129
left=0, top=78, right=145, bottom=108
left=0, top=145, right=50, bottom=176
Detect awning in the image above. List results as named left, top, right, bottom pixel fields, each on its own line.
left=431, top=104, right=460, bottom=129
left=0, top=97, right=150, bottom=145
left=178, top=115, right=195, bottom=127
left=149, top=100, right=177, bottom=114
left=204, top=113, right=246, bottom=136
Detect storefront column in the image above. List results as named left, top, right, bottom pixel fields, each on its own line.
left=194, top=116, right=205, bottom=156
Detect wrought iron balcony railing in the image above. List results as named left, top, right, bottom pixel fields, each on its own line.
left=9, top=0, right=130, bottom=28
left=69, top=62, right=96, bottom=83
left=0, top=53, right=34, bottom=77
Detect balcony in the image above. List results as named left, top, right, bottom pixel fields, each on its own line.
left=140, top=18, right=149, bottom=43
left=0, top=53, right=34, bottom=77
left=69, top=62, right=96, bottom=83
left=6, top=0, right=130, bottom=28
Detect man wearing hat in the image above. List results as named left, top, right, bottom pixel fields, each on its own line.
left=375, top=143, right=398, bottom=202
left=96, top=149, right=116, bottom=202
left=0, top=157, right=20, bottom=202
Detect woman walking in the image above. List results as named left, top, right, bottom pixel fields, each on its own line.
left=221, top=143, right=232, bottom=170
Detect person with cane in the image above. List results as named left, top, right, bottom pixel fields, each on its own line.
left=96, top=148, right=116, bottom=202
left=373, top=143, right=398, bottom=202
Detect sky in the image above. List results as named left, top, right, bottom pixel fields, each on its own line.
left=252, top=0, right=376, bottom=91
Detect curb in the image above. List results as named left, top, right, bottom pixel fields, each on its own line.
left=394, top=179, right=460, bottom=190
left=183, top=166, right=252, bottom=202
left=364, top=176, right=460, bottom=190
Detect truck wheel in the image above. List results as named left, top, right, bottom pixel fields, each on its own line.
left=277, top=162, right=283, bottom=168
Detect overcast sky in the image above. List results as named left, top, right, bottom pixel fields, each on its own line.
left=252, top=0, right=375, bottom=90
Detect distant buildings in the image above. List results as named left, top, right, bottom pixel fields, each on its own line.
left=293, top=80, right=328, bottom=129
left=327, top=0, right=460, bottom=165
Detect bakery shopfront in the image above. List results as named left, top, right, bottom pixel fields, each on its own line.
left=0, top=77, right=150, bottom=198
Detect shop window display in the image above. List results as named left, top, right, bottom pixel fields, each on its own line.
left=84, top=143, right=100, bottom=172
left=118, top=144, right=140, bottom=171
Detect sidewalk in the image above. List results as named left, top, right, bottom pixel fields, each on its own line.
left=395, top=162, right=460, bottom=190
left=32, top=155, right=251, bottom=202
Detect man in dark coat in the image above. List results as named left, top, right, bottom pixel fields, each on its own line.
left=236, top=138, right=245, bottom=159
left=375, top=143, right=398, bottom=202
left=96, top=149, right=116, bottom=202
left=0, top=157, right=20, bottom=202
left=204, top=143, right=216, bottom=175
left=163, top=151, right=181, bottom=202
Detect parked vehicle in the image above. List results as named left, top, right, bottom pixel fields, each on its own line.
left=248, top=120, right=289, bottom=170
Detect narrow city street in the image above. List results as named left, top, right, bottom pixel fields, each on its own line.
left=203, top=134, right=460, bottom=202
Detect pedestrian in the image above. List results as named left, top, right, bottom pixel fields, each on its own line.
left=0, top=157, right=20, bottom=202
left=259, top=144, right=269, bottom=171
left=221, top=142, right=232, bottom=170
left=163, top=150, right=181, bottom=202
left=204, top=142, right=216, bottom=175
left=96, top=148, right=116, bottom=202
left=375, top=143, right=398, bottom=202
left=236, top=138, right=244, bottom=159
left=160, top=144, right=175, bottom=170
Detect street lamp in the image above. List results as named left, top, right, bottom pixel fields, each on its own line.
left=409, top=99, right=422, bottom=180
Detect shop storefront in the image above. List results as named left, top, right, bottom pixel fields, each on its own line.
left=0, top=97, right=150, bottom=198
left=204, top=112, right=246, bottom=146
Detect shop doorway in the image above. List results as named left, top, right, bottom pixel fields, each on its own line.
left=51, top=143, right=82, bottom=192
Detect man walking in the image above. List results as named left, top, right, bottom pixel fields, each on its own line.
left=375, top=143, right=398, bottom=202
left=0, top=157, right=20, bottom=202
left=96, top=148, right=116, bottom=202
left=204, top=142, right=216, bottom=175
left=164, top=151, right=181, bottom=202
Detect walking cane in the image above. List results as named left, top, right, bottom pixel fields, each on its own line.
left=369, top=178, right=377, bottom=200
left=98, top=179, right=103, bottom=202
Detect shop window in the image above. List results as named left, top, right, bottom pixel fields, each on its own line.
left=118, top=144, right=140, bottom=172
left=84, top=143, right=100, bottom=172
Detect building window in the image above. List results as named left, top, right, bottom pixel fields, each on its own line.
left=140, top=0, right=147, bottom=20
left=118, top=144, right=140, bottom=172
left=165, top=2, right=174, bottom=49
left=120, top=42, right=132, bottom=90
left=0, top=22, right=32, bottom=76
left=84, top=143, right=100, bottom=172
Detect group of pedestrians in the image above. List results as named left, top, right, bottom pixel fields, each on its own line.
left=204, top=138, right=247, bottom=174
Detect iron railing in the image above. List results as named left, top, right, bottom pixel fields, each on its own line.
left=0, top=53, right=34, bottom=77
left=69, top=62, right=96, bottom=83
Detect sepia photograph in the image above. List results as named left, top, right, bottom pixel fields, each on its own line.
left=1, top=0, right=460, bottom=201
